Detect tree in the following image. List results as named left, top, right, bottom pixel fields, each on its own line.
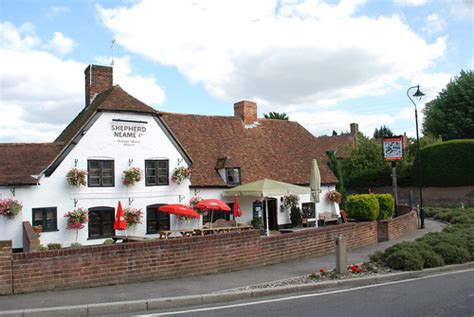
left=423, top=70, right=474, bottom=140
left=332, top=130, right=338, bottom=136
left=263, top=112, right=289, bottom=120
left=373, top=125, right=394, bottom=139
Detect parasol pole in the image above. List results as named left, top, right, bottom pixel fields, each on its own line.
left=265, top=197, right=270, bottom=237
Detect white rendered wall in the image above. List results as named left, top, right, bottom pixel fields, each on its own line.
left=0, top=112, right=193, bottom=248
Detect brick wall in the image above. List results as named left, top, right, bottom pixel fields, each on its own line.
left=22, top=221, right=41, bottom=252
left=0, top=241, right=12, bottom=295
left=378, top=211, right=417, bottom=242
left=4, top=214, right=415, bottom=294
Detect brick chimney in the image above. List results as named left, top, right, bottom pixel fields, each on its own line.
left=350, top=123, right=359, bottom=136
left=234, top=100, right=257, bottom=125
left=85, top=65, right=113, bottom=107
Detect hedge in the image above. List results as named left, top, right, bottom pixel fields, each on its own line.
left=375, top=194, right=395, bottom=220
left=412, top=139, right=474, bottom=186
left=346, top=194, right=379, bottom=221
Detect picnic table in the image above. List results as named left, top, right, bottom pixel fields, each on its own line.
left=112, top=235, right=149, bottom=243
left=158, top=229, right=195, bottom=239
left=193, top=225, right=253, bottom=236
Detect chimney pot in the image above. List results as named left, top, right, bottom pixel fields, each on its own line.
left=234, top=100, right=257, bottom=125
left=350, top=123, right=359, bottom=136
left=85, top=65, right=113, bottom=107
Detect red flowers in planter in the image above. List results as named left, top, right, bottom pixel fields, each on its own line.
left=351, top=264, right=363, bottom=273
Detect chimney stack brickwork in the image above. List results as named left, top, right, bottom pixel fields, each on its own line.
left=234, top=100, right=257, bottom=125
left=85, top=65, right=113, bottom=107
left=350, top=123, right=359, bottom=136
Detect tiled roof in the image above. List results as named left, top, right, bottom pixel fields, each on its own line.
left=0, top=143, right=64, bottom=185
left=315, top=134, right=355, bottom=158
left=56, top=85, right=156, bottom=143
left=160, top=113, right=338, bottom=187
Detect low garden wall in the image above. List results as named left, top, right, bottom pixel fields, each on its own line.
left=0, top=211, right=417, bottom=295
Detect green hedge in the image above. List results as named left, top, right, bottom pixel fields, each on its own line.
left=346, top=194, right=380, bottom=221
left=375, top=194, right=395, bottom=220
left=412, top=139, right=474, bottom=186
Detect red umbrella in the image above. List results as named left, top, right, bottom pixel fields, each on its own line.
left=159, top=204, right=200, bottom=219
left=195, top=199, right=231, bottom=211
left=113, top=201, right=127, bottom=231
left=233, top=196, right=243, bottom=218
left=195, top=199, right=231, bottom=227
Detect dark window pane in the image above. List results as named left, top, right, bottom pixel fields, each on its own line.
left=145, top=160, right=169, bottom=186
left=32, top=207, right=57, bottom=231
left=88, top=160, right=114, bottom=187
left=88, top=207, right=114, bottom=239
left=226, top=168, right=241, bottom=185
left=146, top=204, right=169, bottom=233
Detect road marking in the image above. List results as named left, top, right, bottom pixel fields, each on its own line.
left=135, top=269, right=474, bottom=316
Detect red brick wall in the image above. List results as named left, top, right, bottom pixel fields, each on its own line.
left=378, top=211, right=417, bottom=242
left=5, top=215, right=414, bottom=294
left=234, top=100, right=257, bottom=124
left=0, top=241, right=12, bottom=295
left=22, top=221, right=40, bottom=252
left=85, top=65, right=113, bottom=107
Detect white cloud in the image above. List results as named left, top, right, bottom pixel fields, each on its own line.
left=48, top=32, right=76, bottom=54
left=421, top=13, right=446, bottom=34
left=97, top=0, right=446, bottom=111
left=46, top=5, right=71, bottom=17
left=394, top=0, right=428, bottom=7
left=0, top=22, right=166, bottom=142
left=450, top=0, right=474, bottom=20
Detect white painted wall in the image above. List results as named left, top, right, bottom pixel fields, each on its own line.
left=0, top=112, right=194, bottom=248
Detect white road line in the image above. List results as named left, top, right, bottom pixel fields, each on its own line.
left=135, top=269, right=474, bottom=317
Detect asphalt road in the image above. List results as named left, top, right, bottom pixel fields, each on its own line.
left=138, top=269, right=474, bottom=317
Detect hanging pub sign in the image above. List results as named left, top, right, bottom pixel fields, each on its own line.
left=383, top=136, right=404, bottom=161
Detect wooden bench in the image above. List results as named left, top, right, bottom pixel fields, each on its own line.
left=112, top=235, right=149, bottom=243
left=318, top=212, right=339, bottom=226
left=158, top=229, right=195, bottom=239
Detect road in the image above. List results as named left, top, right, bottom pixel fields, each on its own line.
left=136, top=269, right=474, bottom=317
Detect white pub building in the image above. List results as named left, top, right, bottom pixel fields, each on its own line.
left=0, top=65, right=339, bottom=251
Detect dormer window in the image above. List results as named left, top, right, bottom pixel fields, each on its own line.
left=225, top=168, right=241, bottom=185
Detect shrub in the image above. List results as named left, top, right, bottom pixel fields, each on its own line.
left=418, top=248, right=445, bottom=268
left=375, top=194, right=395, bottom=220
left=70, top=242, right=82, bottom=248
left=433, top=244, right=470, bottom=264
left=381, top=241, right=419, bottom=262
left=346, top=194, right=380, bottom=221
left=47, top=243, right=62, bottom=250
left=412, top=139, right=474, bottom=186
left=290, top=207, right=302, bottom=227
left=369, top=250, right=384, bottom=264
left=103, top=239, right=114, bottom=245
left=251, top=217, right=262, bottom=229
left=386, top=248, right=424, bottom=271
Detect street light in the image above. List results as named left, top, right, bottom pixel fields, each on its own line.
left=407, top=85, right=425, bottom=229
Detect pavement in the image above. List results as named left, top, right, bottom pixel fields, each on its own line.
left=0, top=219, right=461, bottom=316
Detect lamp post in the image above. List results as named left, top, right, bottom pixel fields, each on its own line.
left=407, top=85, right=425, bottom=229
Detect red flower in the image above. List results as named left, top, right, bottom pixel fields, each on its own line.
left=319, top=267, right=326, bottom=273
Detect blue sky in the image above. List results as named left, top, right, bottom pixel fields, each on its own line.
left=0, top=0, right=472, bottom=142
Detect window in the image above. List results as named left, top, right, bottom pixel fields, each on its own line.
left=88, top=207, right=115, bottom=239
left=225, top=168, right=241, bottom=185
left=203, top=203, right=233, bottom=223
left=145, top=160, right=169, bottom=186
left=146, top=204, right=170, bottom=234
left=32, top=207, right=57, bottom=232
left=88, top=160, right=114, bottom=187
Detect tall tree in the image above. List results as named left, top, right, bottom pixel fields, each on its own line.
left=423, top=70, right=474, bottom=140
left=263, top=112, right=289, bottom=120
left=373, top=125, right=394, bottom=139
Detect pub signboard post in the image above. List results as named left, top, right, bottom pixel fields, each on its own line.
left=383, top=136, right=404, bottom=213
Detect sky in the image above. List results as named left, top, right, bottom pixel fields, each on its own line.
left=0, top=0, right=473, bottom=143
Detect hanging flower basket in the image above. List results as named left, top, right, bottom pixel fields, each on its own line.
left=124, top=207, right=143, bottom=227
left=0, top=199, right=22, bottom=219
left=122, top=167, right=143, bottom=186
left=64, top=208, right=88, bottom=230
left=326, top=190, right=342, bottom=204
left=282, top=194, right=299, bottom=210
left=171, top=166, right=192, bottom=185
left=66, top=168, right=87, bottom=187
left=189, top=196, right=205, bottom=214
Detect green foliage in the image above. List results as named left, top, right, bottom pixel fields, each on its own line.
left=290, top=207, right=302, bottom=227
left=375, top=194, right=395, bottom=220
left=263, top=112, right=289, bottom=120
left=412, top=139, right=474, bottom=186
left=433, top=244, right=471, bottom=264
left=386, top=248, right=424, bottom=271
left=47, top=243, right=62, bottom=250
left=423, top=70, right=474, bottom=140
left=373, top=125, right=394, bottom=138
left=327, top=151, right=347, bottom=208
left=70, top=242, right=82, bottom=248
left=417, top=248, right=445, bottom=268
left=342, top=137, right=392, bottom=187
left=103, top=239, right=114, bottom=245
left=345, top=194, right=380, bottom=221
left=251, top=217, right=262, bottom=229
